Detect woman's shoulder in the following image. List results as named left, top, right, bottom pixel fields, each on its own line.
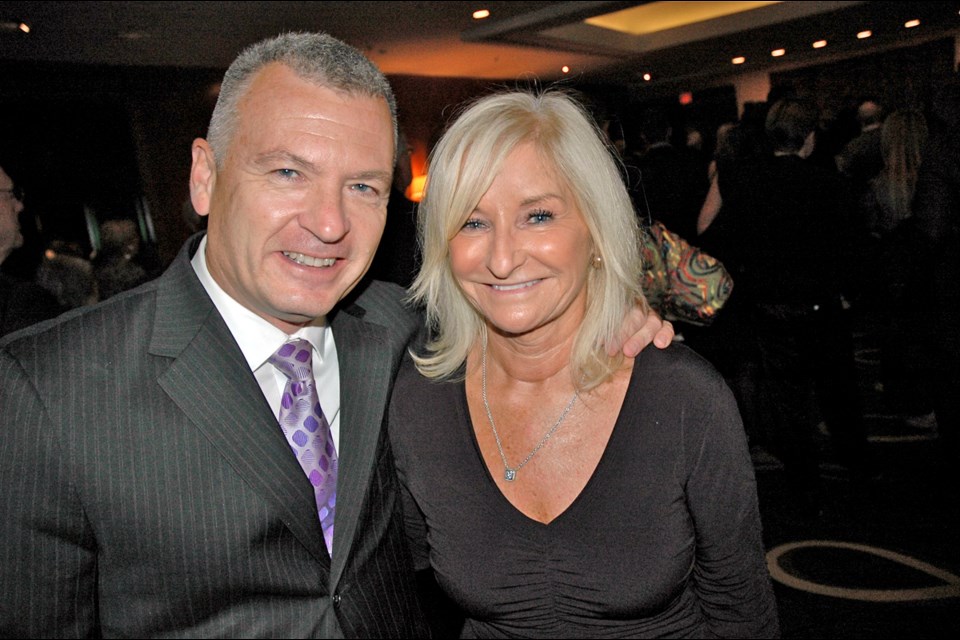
left=630, top=342, right=734, bottom=408
left=392, top=352, right=463, bottom=412
left=625, top=344, right=745, bottom=456
left=634, top=341, right=724, bottom=381
left=389, top=353, right=467, bottom=459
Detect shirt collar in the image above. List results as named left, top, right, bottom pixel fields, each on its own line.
left=190, top=234, right=331, bottom=371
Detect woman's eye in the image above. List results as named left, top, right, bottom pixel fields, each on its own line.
left=461, top=218, right=485, bottom=230
left=529, top=210, right=554, bottom=224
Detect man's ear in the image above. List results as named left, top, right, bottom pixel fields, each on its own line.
left=190, top=139, right=217, bottom=217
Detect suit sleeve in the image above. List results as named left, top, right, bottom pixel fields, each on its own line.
left=684, top=375, right=781, bottom=638
left=0, top=349, right=98, bottom=638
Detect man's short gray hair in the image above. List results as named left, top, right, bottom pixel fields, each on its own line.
left=206, top=32, right=398, bottom=167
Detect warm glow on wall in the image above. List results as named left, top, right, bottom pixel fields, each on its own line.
left=407, top=175, right=427, bottom=202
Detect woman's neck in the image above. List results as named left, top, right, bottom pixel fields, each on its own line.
left=482, top=328, right=576, bottom=386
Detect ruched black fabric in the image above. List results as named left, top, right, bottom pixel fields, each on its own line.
left=390, top=344, right=780, bottom=638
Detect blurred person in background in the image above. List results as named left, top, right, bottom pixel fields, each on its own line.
left=0, top=161, right=63, bottom=335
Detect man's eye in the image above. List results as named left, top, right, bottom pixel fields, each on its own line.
left=351, top=183, right=377, bottom=194
left=275, top=169, right=299, bottom=179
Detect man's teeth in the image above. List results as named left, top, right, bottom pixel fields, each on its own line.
left=283, top=251, right=335, bottom=267
left=492, top=280, right=538, bottom=291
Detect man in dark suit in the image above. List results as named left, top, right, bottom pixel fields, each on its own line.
left=627, top=108, right=709, bottom=243
left=0, top=32, right=428, bottom=638
left=0, top=33, right=671, bottom=638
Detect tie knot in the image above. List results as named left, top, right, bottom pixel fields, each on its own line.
left=269, top=339, right=314, bottom=382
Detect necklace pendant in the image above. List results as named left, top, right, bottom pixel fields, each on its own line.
left=504, top=468, right=517, bottom=482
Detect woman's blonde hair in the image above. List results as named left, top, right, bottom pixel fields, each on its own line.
left=875, top=109, right=928, bottom=231
left=408, top=89, right=646, bottom=391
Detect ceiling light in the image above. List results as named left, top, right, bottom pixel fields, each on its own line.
left=732, top=56, right=746, bottom=65
left=561, top=65, right=570, bottom=74
left=904, top=19, right=920, bottom=28
left=1, top=20, right=31, bottom=33
left=587, top=1, right=778, bottom=35
left=642, top=73, right=652, bottom=82
left=771, top=48, right=786, bottom=57
left=812, top=40, right=827, bottom=49
left=472, top=9, right=490, bottom=20
left=857, top=30, right=872, bottom=39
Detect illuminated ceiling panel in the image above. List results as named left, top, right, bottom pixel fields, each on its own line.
left=586, top=1, right=781, bottom=36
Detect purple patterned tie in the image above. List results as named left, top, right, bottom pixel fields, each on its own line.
left=269, top=339, right=337, bottom=556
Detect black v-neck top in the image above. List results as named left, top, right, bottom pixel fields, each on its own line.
left=389, top=343, right=779, bottom=638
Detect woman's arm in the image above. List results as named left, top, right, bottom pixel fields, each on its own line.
left=685, top=376, right=781, bottom=638
left=697, top=165, right=723, bottom=236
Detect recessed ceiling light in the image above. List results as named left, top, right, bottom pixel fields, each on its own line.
left=2, top=20, right=31, bottom=33
left=812, top=40, right=827, bottom=49
left=642, top=73, right=652, bottom=81
left=771, top=48, right=786, bottom=57
left=472, top=9, right=490, bottom=20
left=732, top=56, right=746, bottom=65
left=561, top=65, right=570, bottom=74
left=904, top=19, right=920, bottom=28
left=857, top=30, right=872, bottom=39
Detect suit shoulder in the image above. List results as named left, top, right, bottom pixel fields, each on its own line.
left=0, top=279, right=160, bottom=366
left=344, top=279, right=421, bottom=337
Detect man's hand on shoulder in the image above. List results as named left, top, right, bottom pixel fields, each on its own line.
left=607, top=305, right=674, bottom=357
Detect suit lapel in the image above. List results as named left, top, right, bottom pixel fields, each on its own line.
left=149, top=239, right=330, bottom=566
left=328, top=305, right=394, bottom=586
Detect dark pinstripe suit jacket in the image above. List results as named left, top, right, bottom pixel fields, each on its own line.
left=0, top=235, right=430, bottom=638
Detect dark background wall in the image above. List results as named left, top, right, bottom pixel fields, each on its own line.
left=1, top=36, right=956, bottom=275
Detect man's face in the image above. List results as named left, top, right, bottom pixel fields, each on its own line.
left=0, top=167, right=25, bottom=265
left=190, top=63, right=395, bottom=333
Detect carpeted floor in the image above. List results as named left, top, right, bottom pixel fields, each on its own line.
left=756, top=310, right=960, bottom=639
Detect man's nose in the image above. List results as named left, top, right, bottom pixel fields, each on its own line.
left=301, top=185, right=349, bottom=242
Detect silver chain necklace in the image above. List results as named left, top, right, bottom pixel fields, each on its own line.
left=481, top=339, right=578, bottom=482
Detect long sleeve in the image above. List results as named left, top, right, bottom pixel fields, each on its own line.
left=684, top=375, right=780, bottom=638
left=0, top=350, right=98, bottom=638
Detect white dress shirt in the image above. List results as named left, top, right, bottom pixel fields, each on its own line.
left=190, top=235, right=341, bottom=450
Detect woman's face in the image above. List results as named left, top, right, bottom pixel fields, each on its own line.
left=448, top=141, right=595, bottom=340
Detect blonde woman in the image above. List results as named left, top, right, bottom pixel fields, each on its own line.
left=389, top=90, right=778, bottom=638
left=861, top=109, right=929, bottom=416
